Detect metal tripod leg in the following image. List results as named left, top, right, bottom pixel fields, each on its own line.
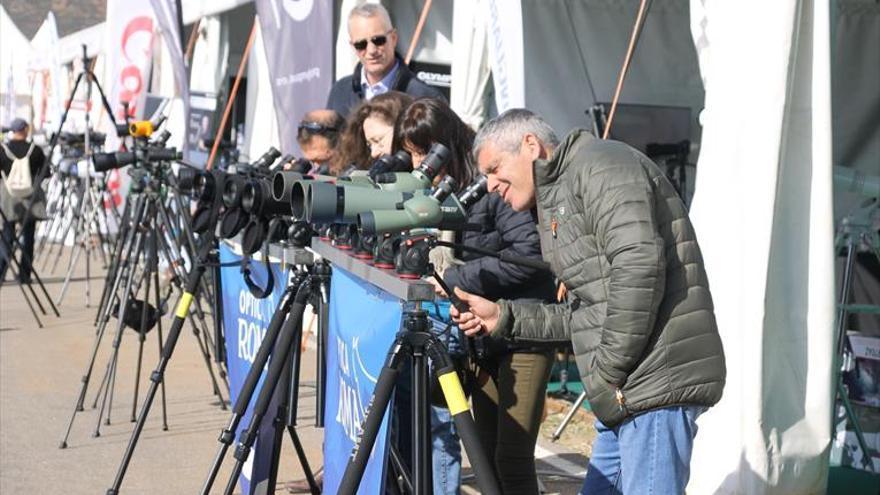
left=551, top=391, right=588, bottom=441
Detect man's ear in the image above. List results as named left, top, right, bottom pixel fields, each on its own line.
left=521, top=133, right=543, bottom=160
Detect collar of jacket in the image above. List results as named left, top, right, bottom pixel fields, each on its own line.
left=351, top=53, right=412, bottom=97
left=533, top=128, right=594, bottom=188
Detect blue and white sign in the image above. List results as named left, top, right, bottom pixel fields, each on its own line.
left=323, top=268, right=402, bottom=494
left=219, top=243, right=287, bottom=495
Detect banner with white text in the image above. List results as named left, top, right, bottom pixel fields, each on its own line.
left=323, top=267, right=401, bottom=494
left=254, top=0, right=333, bottom=155
left=219, top=243, right=287, bottom=495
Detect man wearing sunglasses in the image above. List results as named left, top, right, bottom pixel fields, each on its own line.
left=290, top=109, right=345, bottom=175
left=327, top=4, right=444, bottom=117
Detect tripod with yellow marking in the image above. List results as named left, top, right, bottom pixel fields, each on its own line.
left=338, top=305, right=500, bottom=495
left=106, top=168, right=229, bottom=495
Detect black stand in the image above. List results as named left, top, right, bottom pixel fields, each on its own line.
left=832, top=212, right=879, bottom=473
left=202, top=254, right=326, bottom=495
left=338, top=307, right=500, bottom=495
left=219, top=276, right=319, bottom=495
left=52, top=46, right=119, bottom=307
left=0, top=208, right=60, bottom=327
left=103, top=169, right=229, bottom=494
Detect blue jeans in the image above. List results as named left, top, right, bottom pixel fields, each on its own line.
left=580, top=406, right=705, bottom=495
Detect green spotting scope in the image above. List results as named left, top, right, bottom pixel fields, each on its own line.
left=292, top=143, right=452, bottom=223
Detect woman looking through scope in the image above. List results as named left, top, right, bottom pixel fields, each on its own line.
left=331, top=91, right=414, bottom=176
left=393, top=97, right=557, bottom=495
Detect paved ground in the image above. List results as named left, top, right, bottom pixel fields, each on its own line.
left=1, top=246, right=589, bottom=494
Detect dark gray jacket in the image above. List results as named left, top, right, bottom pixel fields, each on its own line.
left=326, top=55, right=445, bottom=117
left=443, top=193, right=555, bottom=304
left=493, top=130, right=726, bottom=426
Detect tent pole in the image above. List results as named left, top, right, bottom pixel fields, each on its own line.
left=603, top=0, right=651, bottom=139
left=405, top=0, right=433, bottom=65
left=206, top=18, right=257, bottom=171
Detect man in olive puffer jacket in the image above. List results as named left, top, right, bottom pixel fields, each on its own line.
left=451, top=109, right=725, bottom=495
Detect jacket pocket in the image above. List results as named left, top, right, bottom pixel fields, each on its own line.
left=583, top=358, right=627, bottom=427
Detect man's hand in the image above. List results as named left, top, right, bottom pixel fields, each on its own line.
left=449, top=287, right=501, bottom=337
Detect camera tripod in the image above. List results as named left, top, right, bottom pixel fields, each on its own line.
left=52, top=46, right=122, bottom=308
left=337, top=304, right=499, bottom=495
left=832, top=208, right=879, bottom=473
left=105, top=169, right=232, bottom=494
left=39, top=168, right=117, bottom=282
left=60, top=165, right=227, bottom=449
left=201, top=259, right=329, bottom=495
left=0, top=207, right=60, bottom=327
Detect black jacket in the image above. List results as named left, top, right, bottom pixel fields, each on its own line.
left=326, top=54, right=445, bottom=117
left=443, top=193, right=556, bottom=305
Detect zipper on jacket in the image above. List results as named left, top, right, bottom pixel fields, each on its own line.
left=615, top=388, right=626, bottom=412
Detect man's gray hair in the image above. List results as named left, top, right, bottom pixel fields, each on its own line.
left=348, top=3, right=393, bottom=31
left=473, top=109, right=559, bottom=159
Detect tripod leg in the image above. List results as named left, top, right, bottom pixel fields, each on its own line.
left=106, top=253, right=209, bottom=495
left=3, top=261, right=44, bottom=327
left=338, top=340, right=407, bottom=494
left=130, top=253, right=154, bottom=422
left=222, top=280, right=312, bottom=495
left=387, top=444, right=412, bottom=494
left=427, top=338, right=501, bottom=495
left=152, top=246, right=169, bottom=431
left=27, top=253, right=60, bottom=317
left=285, top=427, right=322, bottom=494
left=266, top=312, right=320, bottom=495
left=0, top=235, right=44, bottom=327
left=200, top=283, right=298, bottom=495
left=551, top=391, right=588, bottom=441
left=93, top=227, right=149, bottom=433
left=411, top=347, right=432, bottom=493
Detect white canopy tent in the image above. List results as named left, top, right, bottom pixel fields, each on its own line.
left=0, top=4, right=36, bottom=125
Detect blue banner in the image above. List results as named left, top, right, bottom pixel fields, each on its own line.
left=323, top=268, right=402, bottom=494
left=219, top=243, right=287, bottom=495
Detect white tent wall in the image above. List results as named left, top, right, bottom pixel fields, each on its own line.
left=153, top=30, right=187, bottom=154
left=450, top=0, right=492, bottom=129
left=243, top=18, right=281, bottom=163
left=190, top=15, right=230, bottom=95
left=0, top=4, right=36, bottom=123
left=520, top=0, right=704, bottom=143
left=688, top=0, right=834, bottom=493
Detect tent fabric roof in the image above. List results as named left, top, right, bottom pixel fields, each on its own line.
left=3, top=0, right=105, bottom=39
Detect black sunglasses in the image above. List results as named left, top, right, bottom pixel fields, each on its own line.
left=298, top=121, right=337, bottom=136
left=351, top=31, right=392, bottom=51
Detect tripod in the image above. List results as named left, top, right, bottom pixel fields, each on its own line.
left=59, top=164, right=226, bottom=448
left=48, top=46, right=120, bottom=307
left=338, top=305, right=499, bottom=495
left=105, top=169, right=229, bottom=494
left=0, top=207, right=60, bottom=327
left=831, top=209, right=879, bottom=473
left=202, top=263, right=325, bottom=495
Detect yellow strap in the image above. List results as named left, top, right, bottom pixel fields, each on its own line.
left=175, top=292, right=194, bottom=319
left=438, top=372, right=469, bottom=416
